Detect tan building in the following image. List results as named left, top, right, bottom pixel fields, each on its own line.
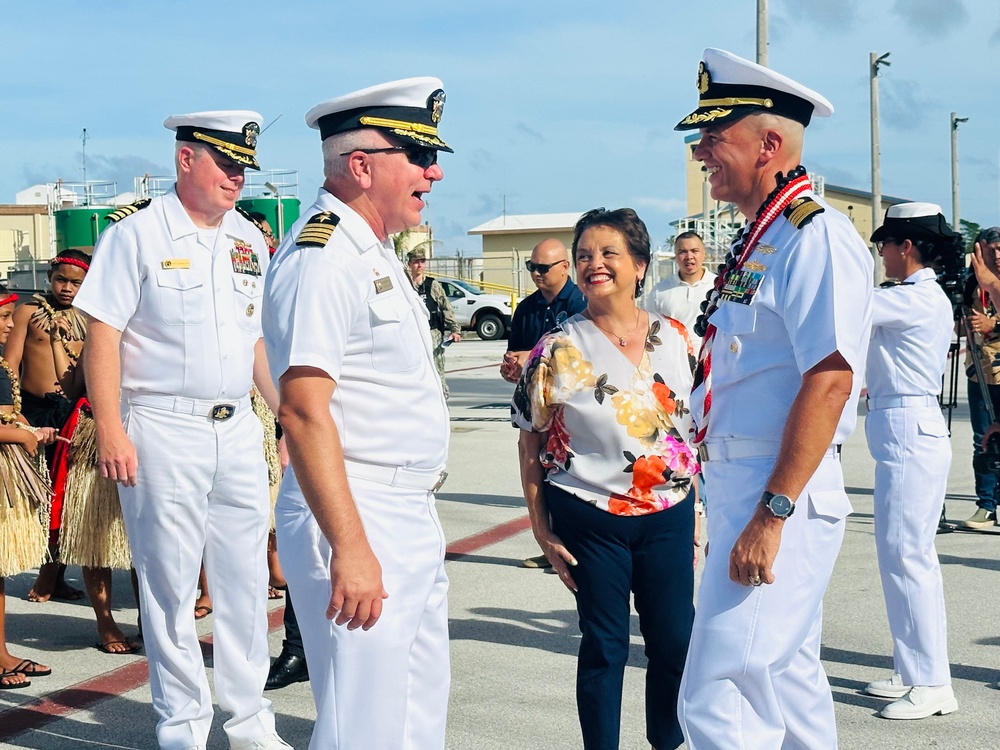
left=0, top=205, right=52, bottom=289
left=392, top=224, right=432, bottom=259
left=468, top=212, right=580, bottom=295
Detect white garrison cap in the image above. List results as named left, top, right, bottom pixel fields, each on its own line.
left=305, top=77, right=453, bottom=152
left=163, top=110, right=263, bottom=170
left=885, top=202, right=944, bottom=220
left=676, top=48, right=833, bottom=130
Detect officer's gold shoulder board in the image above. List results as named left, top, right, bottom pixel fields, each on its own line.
left=296, top=211, right=340, bottom=248
left=783, top=197, right=824, bottom=229
left=235, top=205, right=267, bottom=236
left=105, top=198, right=151, bottom=224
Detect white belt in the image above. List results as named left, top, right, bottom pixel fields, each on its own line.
left=867, top=394, right=939, bottom=411
left=698, top=438, right=840, bottom=463
left=125, top=391, right=251, bottom=422
left=344, top=458, right=448, bottom=492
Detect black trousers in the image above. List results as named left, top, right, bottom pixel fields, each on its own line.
left=282, top=589, right=304, bottom=658
left=546, top=484, right=694, bottom=750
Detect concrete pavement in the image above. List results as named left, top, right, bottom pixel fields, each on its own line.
left=2, top=338, right=999, bottom=749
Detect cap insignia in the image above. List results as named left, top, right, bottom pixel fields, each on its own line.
left=105, top=198, right=152, bottom=224
left=697, top=62, right=711, bottom=95
left=243, top=121, right=260, bottom=148
left=296, top=211, right=341, bottom=248
left=428, top=89, right=446, bottom=124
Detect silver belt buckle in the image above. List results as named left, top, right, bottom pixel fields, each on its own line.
left=431, top=471, right=448, bottom=492
left=211, top=403, right=236, bottom=421
left=697, top=444, right=710, bottom=463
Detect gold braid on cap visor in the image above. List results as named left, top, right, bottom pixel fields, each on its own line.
left=359, top=116, right=440, bottom=136
left=192, top=131, right=256, bottom=156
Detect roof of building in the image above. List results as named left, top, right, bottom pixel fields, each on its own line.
left=468, top=212, right=583, bottom=236
left=825, top=183, right=909, bottom=204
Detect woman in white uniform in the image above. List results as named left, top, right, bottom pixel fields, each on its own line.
left=863, top=203, right=962, bottom=720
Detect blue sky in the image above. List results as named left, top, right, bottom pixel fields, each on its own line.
left=2, top=1, right=998, bottom=254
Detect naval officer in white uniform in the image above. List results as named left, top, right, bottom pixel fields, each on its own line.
left=76, top=112, right=290, bottom=750
left=263, top=78, right=452, bottom=749
left=863, top=203, right=960, bottom=719
left=673, top=49, right=874, bottom=749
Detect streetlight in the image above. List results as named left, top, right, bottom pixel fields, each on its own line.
left=870, top=51, right=890, bottom=285
left=951, top=112, right=968, bottom=231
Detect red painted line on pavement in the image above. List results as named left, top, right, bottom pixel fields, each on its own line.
left=445, top=362, right=503, bottom=374
left=0, top=604, right=287, bottom=742
left=0, top=517, right=528, bottom=741
left=445, top=514, right=532, bottom=560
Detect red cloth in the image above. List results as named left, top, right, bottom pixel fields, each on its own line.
left=48, top=397, right=88, bottom=534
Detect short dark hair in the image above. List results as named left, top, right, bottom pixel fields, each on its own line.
left=976, top=227, right=1000, bottom=247
left=572, top=207, right=651, bottom=298
left=248, top=211, right=268, bottom=224
left=674, top=230, right=703, bottom=245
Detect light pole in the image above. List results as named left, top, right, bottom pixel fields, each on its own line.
left=870, top=52, right=890, bottom=285
left=951, top=112, right=968, bottom=232
left=757, top=0, right=768, bottom=65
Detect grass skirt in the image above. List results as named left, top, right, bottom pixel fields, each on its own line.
left=0, top=443, right=51, bottom=577
left=252, top=392, right=280, bottom=528
left=58, top=411, right=131, bottom=570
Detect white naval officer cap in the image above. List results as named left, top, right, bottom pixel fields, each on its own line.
left=675, top=48, right=834, bottom=131
left=871, top=202, right=962, bottom=244
left=305, top=77, right=453, bottom=152
left=163, top=110, right=263, bottom=170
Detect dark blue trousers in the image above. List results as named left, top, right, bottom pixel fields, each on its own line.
left=968, top=378, right=1000, bottom=511
left=546, top=484, right=694, bottom=750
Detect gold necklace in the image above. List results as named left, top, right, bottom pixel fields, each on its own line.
left=586, top=307, right=642, bottom=347
left=0, top=356, right=22, bottom=424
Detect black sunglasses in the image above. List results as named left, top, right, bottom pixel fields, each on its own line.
left=525, top=259, right=568, bottom=274
left=340, top=145, right=438, bottom=170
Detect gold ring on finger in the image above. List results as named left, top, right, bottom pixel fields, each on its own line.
left=749, top=574, right=762, bottom=586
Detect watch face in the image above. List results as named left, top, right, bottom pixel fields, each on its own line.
left=770, top=494, right=794, bottom=517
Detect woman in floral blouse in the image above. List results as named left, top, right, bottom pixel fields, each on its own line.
left=513, top=208, right=699, bottom=750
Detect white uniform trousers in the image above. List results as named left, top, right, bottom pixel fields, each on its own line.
left=119, top=403, right=275, bottom=750
left=679, top=453, right=850, bottom=750
left=865, top=404, right=952, bottom=686
left=276, top=473, right=450, bottom=750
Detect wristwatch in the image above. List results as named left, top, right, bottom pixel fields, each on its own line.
left=760, top=491, right=795, bottom=519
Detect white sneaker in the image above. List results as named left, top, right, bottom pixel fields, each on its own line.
left=231, top=734, right=293, bottom=750
left=865, top=673, right=910, bottom=699
left=880, top=685, right=958, bottom=720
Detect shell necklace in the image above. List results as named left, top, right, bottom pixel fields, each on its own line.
left=0, top=357, right=22, bottom=425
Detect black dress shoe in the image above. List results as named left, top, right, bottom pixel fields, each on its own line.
left=265, top=651, right=308, bottom=690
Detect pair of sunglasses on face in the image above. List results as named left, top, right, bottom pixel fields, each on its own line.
left=524, top=259, right=568, bottom=275
left=341, top=144, right=438, bottom=170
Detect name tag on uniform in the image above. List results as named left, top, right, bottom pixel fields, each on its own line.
left=161, top=258, right=191, bottom=269
left=230, top=240, right=261, bottom=276
left=719, top=268, right=764, bottom=305
left=374, top=277, right=393, bottom=294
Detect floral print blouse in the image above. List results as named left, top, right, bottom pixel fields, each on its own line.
left=511, top=312, right=699, bottom=516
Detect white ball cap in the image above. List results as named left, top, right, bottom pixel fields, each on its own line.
left=163, top=110, right=263, bottom=170
left=305, top=77, right=453, bottom=152
left=676, top=48, right=833, bottom=131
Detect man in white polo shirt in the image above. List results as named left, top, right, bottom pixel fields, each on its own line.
left=646, top=231, right=716, bottom=342
left=76, top=111, right=288, bottom=750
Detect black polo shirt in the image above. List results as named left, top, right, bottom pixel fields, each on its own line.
left=507, top=279, right=586, bottom=352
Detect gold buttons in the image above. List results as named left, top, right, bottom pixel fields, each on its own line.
left=246, top=303, right=255, bottom=317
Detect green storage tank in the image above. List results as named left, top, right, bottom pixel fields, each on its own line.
left=54, top=207, right=116, bottom=252
left=236, top=197, right=301, bottom=240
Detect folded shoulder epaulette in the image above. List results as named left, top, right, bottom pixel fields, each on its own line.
left=105, top=198, right=151, bottom=224
left=783, top=197, right=824, bottom=229
left=235, top=205, right=266, bottom=237
left=296, top=211, right=340, bottom=248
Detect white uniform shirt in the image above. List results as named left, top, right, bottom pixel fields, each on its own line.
left=263, top=189, right=449, bottom=471
left=645, top=270, right=717, bottom=341
left=866, top=267, right=953, bottom=398
left=75, top=187, right=266, bottom=400
left=691, top=194, right=874, bottom=445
